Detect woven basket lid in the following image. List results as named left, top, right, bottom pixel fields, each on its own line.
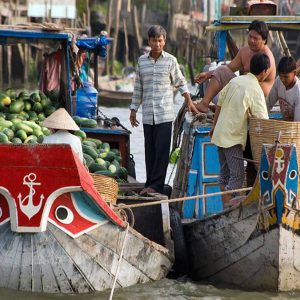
left=42, top=108, right=80, bottom=131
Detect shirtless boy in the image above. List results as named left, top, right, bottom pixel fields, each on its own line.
left=195, top=20, right=276, bottom=112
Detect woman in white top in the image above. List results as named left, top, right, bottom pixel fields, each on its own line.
left=42, top=108, right=83, bottom=162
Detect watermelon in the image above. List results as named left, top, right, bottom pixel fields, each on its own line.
left=9, top=100, right=24, bottom=113
left=73, top=130, right=86, bottom=141
left=0, top=132, right=9, bottom=143
left=80, top=118, right=97, bottom=128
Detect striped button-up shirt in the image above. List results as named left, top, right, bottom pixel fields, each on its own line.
left=130, top=51, right=189, bottom=125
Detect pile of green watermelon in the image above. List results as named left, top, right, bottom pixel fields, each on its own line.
left=73, top=127, right=128, bottom=181
left=0, top=88, right=60, bottom=144
left=0, top=88, right=128, bottom=181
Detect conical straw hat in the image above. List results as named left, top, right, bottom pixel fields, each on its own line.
left=42, top=108, right=80, bottom=131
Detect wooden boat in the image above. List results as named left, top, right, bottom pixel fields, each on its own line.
left=183, top=140, right=300, bottom=291
left=98, top=75, right=134, bottom=107
left=0, top=144, right=173, bottom=294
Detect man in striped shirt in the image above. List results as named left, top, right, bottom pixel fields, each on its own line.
left=129, top=25, right=199, bottom=195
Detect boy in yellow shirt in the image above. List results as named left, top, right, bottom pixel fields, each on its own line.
left=210, top=53, right=270, bottom=208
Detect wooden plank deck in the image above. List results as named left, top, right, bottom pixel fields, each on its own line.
left=0, top=220, right=172, bottom=294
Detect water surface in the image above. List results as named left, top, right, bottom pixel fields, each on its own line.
left=1, top=278, right=299, bottom=300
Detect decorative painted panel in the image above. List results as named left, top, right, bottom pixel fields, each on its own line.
left=183, top=127, right=223, bottom=219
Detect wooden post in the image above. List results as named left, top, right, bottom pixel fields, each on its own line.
left=123, top=18, right=129, bottom=68
left=127, top=0, right=131, bottom=12
left=15, top=0, right=20, bottom=17
left=0, top=46, right=3, bottom=90
left=105, top=0, right=113, bottom=75
left=141, top=3, right=146, bottom=24
left=189, top=41, right=195, bottom=85
left=7, top=46, right=11, bottom=87
left=167, top=0, right=175, bottom=40
left=278, top=31, right=291, bottom=57
left=86, top=0, right=90, bottom=31
left=132, top=5, right=142, bottom=53
left=24, top=44, right=29, bottom=87
left=185, top=35, right=189, bottom=62
left=82, top=12, right=86, bottom=27
left=110, top=0, right=122, bottom=75
left=17, top=44, right=24, bottom=65
left=206, top=0, right=211, bottom=56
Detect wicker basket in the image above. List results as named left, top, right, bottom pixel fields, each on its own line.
left=90, top=173, right=119, bottom=205
left=249, top=117, right=300, bottom=168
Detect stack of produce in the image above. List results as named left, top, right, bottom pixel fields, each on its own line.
left=0, top=89, right=129, bottom=182
left=73, top=116, right=128, bottom=181
left=0, top=89, right=59, bottom=144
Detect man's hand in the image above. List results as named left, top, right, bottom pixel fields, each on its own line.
left=129, top=110, right=139, bottom=127
left=195, top=71, right=209, bottom=84
left=182, top=92, right=200, bottom=115
left=186, top=99, right=200, bottom=114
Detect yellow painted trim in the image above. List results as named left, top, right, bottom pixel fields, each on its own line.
left=206, top=24, right=300, bottom=32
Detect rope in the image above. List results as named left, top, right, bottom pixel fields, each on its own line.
left=109, top=222, right=130, bottom=300
left=113, top=186, right=252, bottom=210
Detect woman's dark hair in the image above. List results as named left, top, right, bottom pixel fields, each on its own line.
left=248, top=20, right=269, bottom=44
left=250, top=53, right=270, bottom=75
left=148, top=25, right=166, bottom=40
left=278, top=56, right=296, bottom=74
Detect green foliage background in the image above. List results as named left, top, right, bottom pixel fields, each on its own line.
left=76, top=0, right=87, bottom=18
left=75, top=1, right=203, bottom=80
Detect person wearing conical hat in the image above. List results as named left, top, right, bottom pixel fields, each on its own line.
left=42, top=108, right=83, bottom=162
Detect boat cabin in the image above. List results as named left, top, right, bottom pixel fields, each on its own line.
left=172, top=15, right=300, bottom=219
left=0, top=26, right=132, bottom=171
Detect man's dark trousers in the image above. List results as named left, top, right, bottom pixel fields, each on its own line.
left=143, top=121, right=172, bottom=193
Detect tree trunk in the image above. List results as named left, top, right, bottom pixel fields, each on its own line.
left=7, top=46, right=11, bottom=87
left=110, top=0, right=122, bottom=75
left=86, top=0, right=90, bottom=29
left=105, top=0, right=113, bottom=75
left=132, top=5, right=142, bottom=52
left=0, top=47, right=3, bottom=90
left=123, top=18, right=129, bottom=68
left=24, top=44, right=29, bottom=87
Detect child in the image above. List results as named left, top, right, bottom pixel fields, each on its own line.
left=268, top=56, right=300, bottom=121
left=210, top=54, right=270, bottom=208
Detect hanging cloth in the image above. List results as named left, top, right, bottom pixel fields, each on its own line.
left=39, top=49, right=62, bottom=93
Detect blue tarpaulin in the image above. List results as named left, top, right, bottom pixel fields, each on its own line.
left=76, top=35, right=111, bottom=58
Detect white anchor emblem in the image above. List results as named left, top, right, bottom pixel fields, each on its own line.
left=275, top=148, right=285, bottom=174
left=18, top=173, right=44, bottom=220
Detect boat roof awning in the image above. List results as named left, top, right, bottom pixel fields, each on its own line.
left=0, top=28, right=70, bottom=50
left=0, top=27, right=109, bottom=58
left=206, top=16, right=300, bottom=32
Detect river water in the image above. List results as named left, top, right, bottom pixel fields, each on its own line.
left=1, top=274, right=300, bottom=300
left=0, top=93, right=299, bottom=299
